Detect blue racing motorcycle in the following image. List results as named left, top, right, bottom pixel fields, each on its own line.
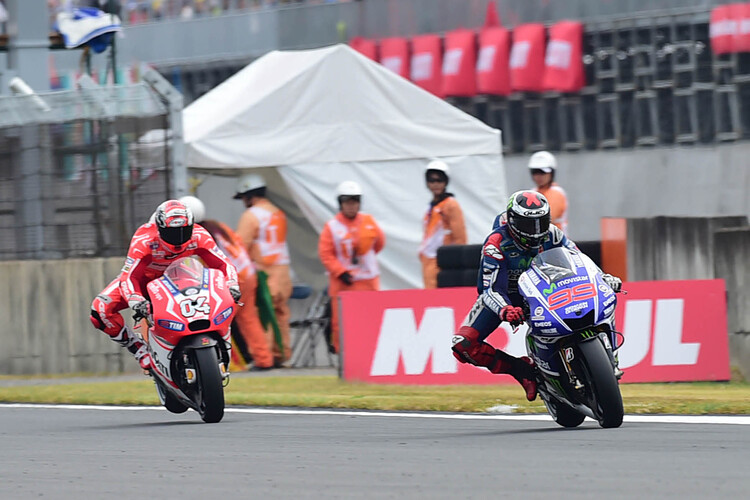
left=517, top=247, right=624, bottom=428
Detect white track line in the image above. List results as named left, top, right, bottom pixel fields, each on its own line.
left=1, top=403, right=749, bottom=425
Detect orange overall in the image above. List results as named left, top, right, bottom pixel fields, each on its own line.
left=212, top=222, right=274, bottom=369
left=236, top=198, right=293, bottom=362
left=534, top=183, right=569, bottom=234
left=319, top=212, right=385, bottom=353
left=418, top=196, right=467, bottom=289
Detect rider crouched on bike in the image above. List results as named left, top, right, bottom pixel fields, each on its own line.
left=90, top=200, right=241, bottom=370
left=451, top=190, right=622, bottom=401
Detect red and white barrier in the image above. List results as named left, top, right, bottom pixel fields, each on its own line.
left=339, top=280, right=730, bottom=384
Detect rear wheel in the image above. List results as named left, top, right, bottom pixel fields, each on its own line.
left=193, top=347, right=225, bottom=423
left=577, top=340, right=624, bottom=428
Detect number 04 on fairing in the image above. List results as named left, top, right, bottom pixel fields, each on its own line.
left=137, top=256, right=237, bottom=423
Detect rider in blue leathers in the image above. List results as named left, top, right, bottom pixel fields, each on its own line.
left=451, top=190, right=621, bottom=401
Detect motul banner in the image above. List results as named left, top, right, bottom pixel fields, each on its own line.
left=477, top=26, right=511, bottom=96
left=379, top=37, right=409, bottom=79
left=542, top=21, right=585, bottom=92
left=340, top=280, right=730, bottom=385
left=350, top=36, right=378, bottom=61
left=509, top=23, right=546, bottom=92
left=410, top=34, right=443, bottom=96
left=442, top=29, right=477, bottom=97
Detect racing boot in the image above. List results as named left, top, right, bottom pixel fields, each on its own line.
left=510, top=356, right=538, bottom=402
left=111, top=327, right=152, bottom=371
left=491, top=350, right=538, bottom=401
left=128, top=341, right=153, bottom=371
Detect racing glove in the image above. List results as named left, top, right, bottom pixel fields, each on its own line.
left=229, top=284, right=242, bottom=304
left=499, top=305, right=525, bottom=327
left=132, top=300, right=151, bottom=320
left=338, top=271, right=354, bottom=286
left=602, top=274, right=622, bottom=293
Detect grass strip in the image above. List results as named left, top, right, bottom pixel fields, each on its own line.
left=0, top=376, right=748, bottom=414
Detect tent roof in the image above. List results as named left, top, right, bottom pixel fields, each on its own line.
left=184, top=44, right=501, bottom=169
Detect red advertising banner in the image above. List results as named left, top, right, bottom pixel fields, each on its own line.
left=350, top=37, right=378, bottom=61
left=542, top=21, right=585, bottom=92
left=710, top=4, right=738, bottom=54
left=442, top=29, right=477, bottom=97
left=410, top=34, right=443, bottom=96
left=733, top=3, right=750, bottom=52
left=379, top=37, right=410, bottom=79
left=509, top=23, right=546, bottom=92
left=340, top=280, right=729, bottom=385
left=477, top=26, right=511, bottom=96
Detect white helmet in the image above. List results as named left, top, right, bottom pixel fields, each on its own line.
left=528, top=151, right=557, bottom=173
left=336, top=180, right=362, bottom=197
left=426, top=159, right=450, bottom=175
left=234, top=173, right=266, bottom=199
left=178, top=195, right=206, bottom=223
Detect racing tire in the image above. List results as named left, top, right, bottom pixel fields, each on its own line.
left=546, top=398, right=586, bottom=428
left=194, top=347, right=225, bottom=423
left=155, top=379, right=189, bottom=414
left=578, top=339, right=624, bottom=428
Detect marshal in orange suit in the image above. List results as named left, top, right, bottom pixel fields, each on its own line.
left=318, top=181, right=386, bottom=353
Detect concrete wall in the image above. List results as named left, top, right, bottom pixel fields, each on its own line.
left=0, top=257, right=331, bottom=375
left=714, top=228, right=750, bottom=380
left=0, top=258, right=137, bottom=375
left=503, top=144, right=750, bottom=243
left=624, top=217, right=750, bottom=379
left=625, top=216, right=748, bottom=282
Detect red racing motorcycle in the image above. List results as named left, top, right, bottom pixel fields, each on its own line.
left=135, top=256, right=236, bottom=423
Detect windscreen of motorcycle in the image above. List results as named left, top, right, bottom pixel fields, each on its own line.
left=162, top=256, right=206, bottom=293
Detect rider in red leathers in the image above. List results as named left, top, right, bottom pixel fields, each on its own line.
left=90, top=200, right=240, bottom=370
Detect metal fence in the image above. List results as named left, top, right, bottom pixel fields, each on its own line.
left=0, top=82, right=174, bottom=260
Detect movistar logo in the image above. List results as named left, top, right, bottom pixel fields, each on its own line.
left=543, top=283, right=557, bottom=296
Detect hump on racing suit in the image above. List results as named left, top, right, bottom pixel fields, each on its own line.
left=119, top=222, right=239, bottom=308
left=477, top=213, right=578, bottom=314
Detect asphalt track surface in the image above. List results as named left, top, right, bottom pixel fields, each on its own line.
left=0, top=404, right=748, bottom=499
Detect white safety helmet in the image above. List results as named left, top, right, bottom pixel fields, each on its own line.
left=426, top=159, right=450, bottom=175
left=178, top=195, right=206, bottom=223
left=528, top=151, right=557, bottom=173
left=233, top=173, right=266, bottom=199
left=336, top=180, right=362, bottom=197
left=425, top=159, right=450, bottom=185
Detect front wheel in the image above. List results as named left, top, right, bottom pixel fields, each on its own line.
left=193, top=347, right=225, bottom=423
left=577, top=339, right=624, bottom=428
left=154, top=378, right=189, bottom=414
left=545, top=397, right=586, bottom=428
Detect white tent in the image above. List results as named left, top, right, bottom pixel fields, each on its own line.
left=184, top=44, right=507, bottom=290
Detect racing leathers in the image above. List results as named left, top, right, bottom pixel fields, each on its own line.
left=451, top=213, right=578, bottom=401
left=90, top=222, right=239, bottom=369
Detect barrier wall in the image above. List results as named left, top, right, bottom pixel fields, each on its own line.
left=0, top=258, right=135, bottom=375
left=0, top=257, right=332, bottom=375
left=624, top=217, right=750, bottom=379
left=714, top=228, right=750, bottom=379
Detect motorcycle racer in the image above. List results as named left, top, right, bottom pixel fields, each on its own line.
left=90, top=200, right=240, bottom=370
left=451, top=190, right=622, bottom=401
